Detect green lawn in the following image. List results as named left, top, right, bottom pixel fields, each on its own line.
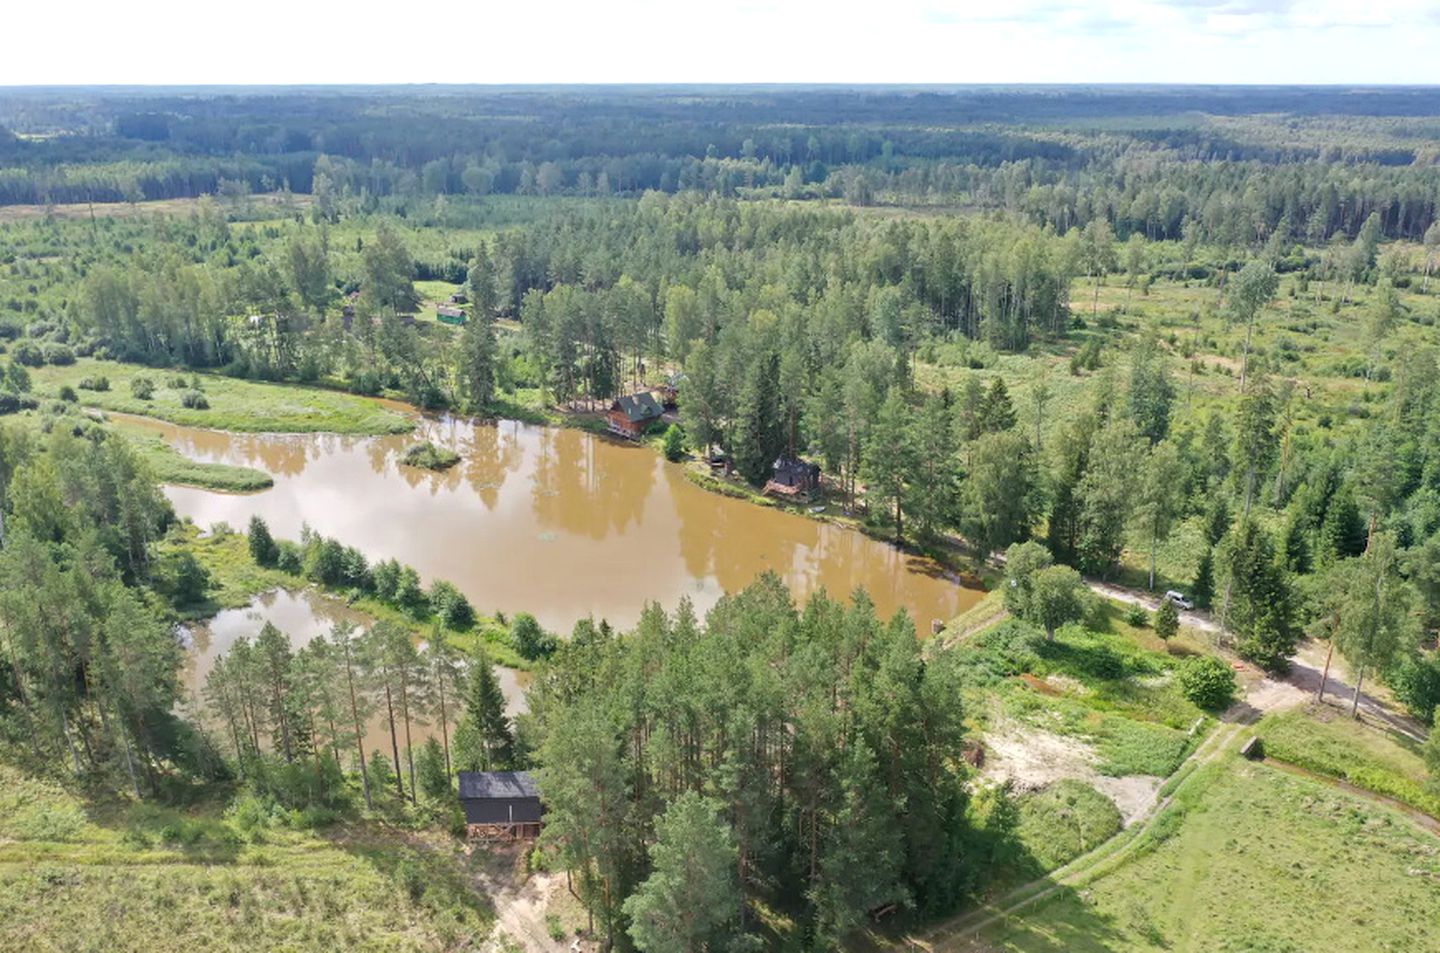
left=973, top=757, right=1440, bottom=953
left=30, top=359, right=414, bottom=435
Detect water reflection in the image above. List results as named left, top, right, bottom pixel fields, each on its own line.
left=182, top=588, right=530, bottom=755
left=133, top=411, right=983, bottom=632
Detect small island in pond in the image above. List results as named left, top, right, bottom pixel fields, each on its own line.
left=401, top=441, right=461, bottom=471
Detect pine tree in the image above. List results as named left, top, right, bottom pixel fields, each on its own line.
left=623, top=793, right=741, bottom=953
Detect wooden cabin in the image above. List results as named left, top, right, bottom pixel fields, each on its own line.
left=448, top=291, right=469, bottom=305
left=607, top=392, right=665, bottom=440
left=458, top=771, right=544, bottom=840
left=764, top=456, right=822, bottom=499
left=437, top=305, right=468, bottom=326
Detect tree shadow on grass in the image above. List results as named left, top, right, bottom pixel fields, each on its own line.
left=975, top=884, right=1142, bottom=953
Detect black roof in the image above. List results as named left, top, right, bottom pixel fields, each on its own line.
left=458, top=770, right=540, bottom=800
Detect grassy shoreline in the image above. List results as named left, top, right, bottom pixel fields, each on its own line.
left=172, top=526, right=531, bottom=671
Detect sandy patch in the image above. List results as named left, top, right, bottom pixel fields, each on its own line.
left=980, top=722, right=1163, bottom=826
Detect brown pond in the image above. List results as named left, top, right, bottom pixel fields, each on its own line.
left=180, top=587, right=530, bottom=756
left=133, top=413, right=984, bottom=634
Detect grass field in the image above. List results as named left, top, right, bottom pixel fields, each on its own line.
left=971, top=755, right=1440, bottom=953
left=29, top=359, right=414, bottom=435
left=1259, top=706, right=1440, bottom=819
left=121, top=427, right=274, bottom=492
left=0, top=762, right=493, bottom=953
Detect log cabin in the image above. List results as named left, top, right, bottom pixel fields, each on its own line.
left=607, top=392, right=665, bottom=439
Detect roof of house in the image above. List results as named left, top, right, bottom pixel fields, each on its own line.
left=458, top=770, right=540, bottom=801
left=774, top=456, right=821, bottom=477
left=612, top=392, right=664, bottom=423
left=437, top=305, right=465, bottom=317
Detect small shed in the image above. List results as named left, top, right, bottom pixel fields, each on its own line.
left=765, top=456, right=822, bottom=499
left=437, top=305, right=468, bottom=326
left=607, top=392, right=665, bottom=440
left=458, top=770, right=544, bottom=840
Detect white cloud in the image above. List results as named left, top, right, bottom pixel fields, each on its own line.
left=1, top=0, right=1438, bottom=84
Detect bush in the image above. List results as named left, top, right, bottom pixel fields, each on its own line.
left=663, top=424, right=686, bottom=462
left=276, top=541, right=303, bottom=575
left=511, top=612, right=557, bottom=660
left=131, top=376, right=155, bottom=400
left=58, top=385, right=78, bottom=402
left=247, top=515, right=280, bottom=567
left=1155, top=599, right=1179, bottom=641
left=402, top=441, right=461, bottom=471
left=180, top=389, right=210, bottom=409
left=169, top=375, right=190, bottom=389
left=1388, top=650, right=1440, bottom=725
left=41, top=342, right=75, bottom=365
left=12, top=341, right=43, bottom=367
left=77, top=375, right=109, bottom=391
left=156, top=551, right=212, bottom=604
left=430, top=580, right=475, bottom=629
left=1125, top=603, right=1150, bottom=628
left=1177, top=656, right=1236, bottom=711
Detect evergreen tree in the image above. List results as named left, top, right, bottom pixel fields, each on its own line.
left=623, top=793, right=741, bottom=953
left=247, top=515, right=279, bottom=567
left=733, top=352, right=784, bottom=485
left=456, top=650, right=514, bottom=771
left=1217, top=518, right=1297, bottom=671
left=863, top=388, right=916, bottom=542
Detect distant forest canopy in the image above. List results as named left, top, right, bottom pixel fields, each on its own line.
left=3, top=86, right=1440, bottom=240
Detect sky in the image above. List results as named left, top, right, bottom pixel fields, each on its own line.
left=3, top=0, right=1440, bottom=86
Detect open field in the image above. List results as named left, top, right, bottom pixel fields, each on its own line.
left=29, top=359, right=414, bottom=435
left=0, top=762, right=494, bottom=953
left=962, top=755, right=1440, bottom=953
left=0, top=192, right=312, bottom=224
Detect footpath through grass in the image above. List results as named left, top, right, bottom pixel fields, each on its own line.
left=974, top=755, right=1440, bottom=953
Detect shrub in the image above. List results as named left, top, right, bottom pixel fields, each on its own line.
left=130, top=376, right=155, bottom=400
left=58, top=385, right=78, bottom=402
left=169, top=375, right=190, bottom=389
left=1154, top=599, right=1179, bottom=640
left=1388, top=650, right=1440, bottom=725
left=156, top=551, right=212, bottom=604
left=12, top=341, right=43, bottom=366
left=401, top=441, right=461, bottom=471
left=77, top=375, right=109, bottom=391
left=180, top=389, right=209, bottom=409
left=1177, top=656, right=1236, bottom=711
left=41, top=342, right=75, bottom=365
left=430, top=580, right=475, bottom=629
left=663, top=424, right=686, bottom=462
left=511, top=612, right=557, bottom=660
left=1125, top=603, right=1150, bottom=628
left=276, top=541, right=303, bottom=575
left=247, top=515, right=280, bottom=567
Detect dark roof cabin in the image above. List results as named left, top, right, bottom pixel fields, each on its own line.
left=437, top=305, right=468, bottom=326
left=764, top=456, right=822, bottom=499
left=458, top=770, right=544, bottom=840
left=607, top=392, right=665, bottom=440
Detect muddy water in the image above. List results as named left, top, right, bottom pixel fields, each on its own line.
left=133, top=413, right=983, bottom=633
left=181, top=588, right=530, bottom=756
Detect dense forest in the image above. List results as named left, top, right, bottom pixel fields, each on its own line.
left=3, top=86, right=1440, bottom=950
